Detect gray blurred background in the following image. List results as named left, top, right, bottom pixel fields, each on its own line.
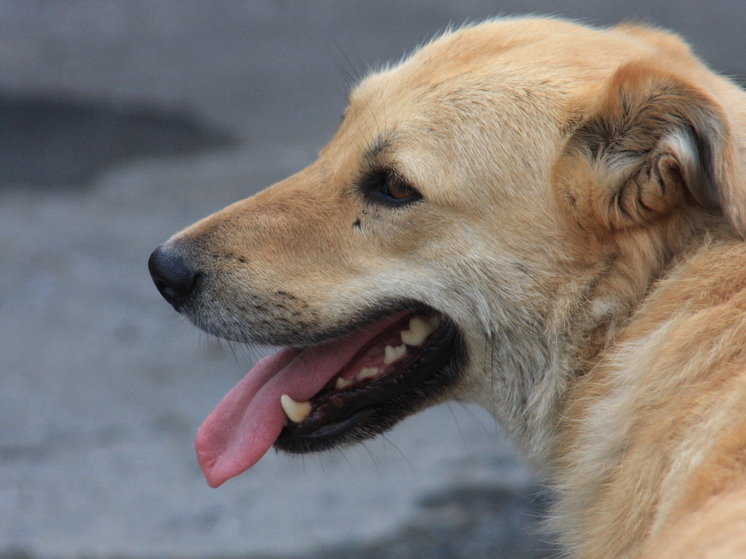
left=1, top=1, right=744, bottom=558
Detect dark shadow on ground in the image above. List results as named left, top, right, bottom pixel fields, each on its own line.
left=302, top=485, right=559, bottom=559
left=0, top=95, right=237, bottom=188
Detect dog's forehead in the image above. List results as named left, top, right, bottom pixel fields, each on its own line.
left=347, top=17, right=675, bottom=128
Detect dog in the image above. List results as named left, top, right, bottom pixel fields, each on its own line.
left=149, top=16, right=746, bottom=557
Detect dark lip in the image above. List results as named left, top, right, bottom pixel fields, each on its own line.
left=185, top=297, right=436, bottom=347
left=274, top=314, right=466, bottom=454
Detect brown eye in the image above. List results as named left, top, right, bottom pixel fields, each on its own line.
left=361, top=169, right=422, bottom=206
left=383, top=174, right=417, bottom=200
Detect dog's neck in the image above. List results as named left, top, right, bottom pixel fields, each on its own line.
left=469, top=218, right=725, bottom=471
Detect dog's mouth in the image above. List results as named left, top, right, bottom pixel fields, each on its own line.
left=194, top=309, right=465, bottom=487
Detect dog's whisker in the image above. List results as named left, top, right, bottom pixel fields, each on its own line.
left=455, top=400, right=494, bottom=439
left=444, top=402, right=467, bottom=444
left=327, top=33, right=364, bottom=91
left=359, top=442, right=380, bottom=476
left=380, top=433, right=412, bottom=468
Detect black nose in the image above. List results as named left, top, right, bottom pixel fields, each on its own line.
left=148, top=245, right=199, bottom=308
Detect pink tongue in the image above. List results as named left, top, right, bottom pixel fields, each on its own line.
left=195, top=313, right=407, bottom=487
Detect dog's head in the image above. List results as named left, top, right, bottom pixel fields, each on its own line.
left=149, top=17, right=746, bottom=486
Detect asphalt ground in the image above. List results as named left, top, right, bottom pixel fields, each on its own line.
left=1, top=1, right=744, bottom=557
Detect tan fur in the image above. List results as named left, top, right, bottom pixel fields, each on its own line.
left=167, top=17, right=746, bottom=558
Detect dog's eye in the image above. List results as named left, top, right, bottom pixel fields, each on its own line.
left=362, top=171, right=422, bottom=206
left=384, top=174, right=417, bottom=200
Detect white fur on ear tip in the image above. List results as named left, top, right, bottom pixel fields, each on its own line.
left=660, top=129, right=718, bottom=211
left=663, top=125, right=746, bottom=239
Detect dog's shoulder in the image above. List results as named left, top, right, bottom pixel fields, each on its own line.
left=555, top=237, right=746, bottom=556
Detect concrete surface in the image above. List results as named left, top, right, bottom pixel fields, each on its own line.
left=0, top=1, right=744, bottom=557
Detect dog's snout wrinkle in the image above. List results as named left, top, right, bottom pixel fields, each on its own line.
left=148, top=244, right=199, bottom=309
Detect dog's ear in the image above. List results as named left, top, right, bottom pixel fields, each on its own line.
left=555, top=61, right=746, bottom=237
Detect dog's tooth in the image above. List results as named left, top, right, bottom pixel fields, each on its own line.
left=401, top=315, right=439, bottom=346
left=356, top=366, right=379, bottom=380
left=383, top=344, right=407, bottom=364
left=400, top=329, right=423, bottom=346
left=400, top=316, right=428, bottom=345
left=280, top=394, right=312, bottom=423
left=335, top=377, right=354, bottom=389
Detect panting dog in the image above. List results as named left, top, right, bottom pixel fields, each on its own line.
left=150, top=17, right=746, bottom=557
